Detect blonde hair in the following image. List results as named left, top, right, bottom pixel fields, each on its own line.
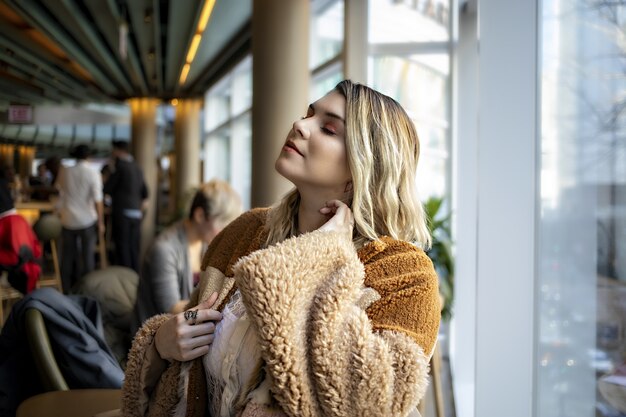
left=189, top=179, right=242, bottom=227
left=266, top=80, right=431, bottom=249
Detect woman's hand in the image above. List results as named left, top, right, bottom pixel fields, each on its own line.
left=318, top=199, right=354, bottom=237
left=154, top=292, right=222, bottom=362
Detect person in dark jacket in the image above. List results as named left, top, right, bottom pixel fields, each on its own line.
left=103, top=140, right=148, bottom=272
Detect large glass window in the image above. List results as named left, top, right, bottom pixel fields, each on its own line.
left=310, top=0, right=344, bottom=70
left=203, top=56, right=252, bottom=209
left=369, top=0, right=449, bottom=43
left=369, top=0, right=451, bottom=199
left=310, top=0, right=344, bottom=101
left=538, top=1, right=626, bottom=415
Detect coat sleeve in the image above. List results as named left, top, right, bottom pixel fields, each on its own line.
left=141, top=241, right=183, bottom=314
left=233, top=230, right=438, bottom=417
left=121, top=314, right=184, bottom=417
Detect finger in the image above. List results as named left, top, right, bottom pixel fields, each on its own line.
left=185, top=321, right=216, bottom=338
left=197, top=292, right=219, bottom=310
left=186, top=334, right=215, bottom=350
left=182, top=345, right=210, bottom=361
left=327, top=200, right=351, bottom=220
left=320, top=199, right=344, bottom=215
left=195, top=308, right=222, bottom=324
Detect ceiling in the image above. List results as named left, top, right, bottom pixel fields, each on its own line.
left=0, top=0, right=252, bottom=108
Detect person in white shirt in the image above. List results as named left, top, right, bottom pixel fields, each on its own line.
left=55, top=144, right=105, bottom=293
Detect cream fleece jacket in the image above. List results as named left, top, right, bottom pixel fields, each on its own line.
left=121, top=209, right=440, bottom=417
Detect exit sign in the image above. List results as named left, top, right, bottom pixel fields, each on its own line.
left=8, top=105, right=33, bottom=123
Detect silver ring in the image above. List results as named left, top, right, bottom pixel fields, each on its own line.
left=184, top=309, right=198, bottom=325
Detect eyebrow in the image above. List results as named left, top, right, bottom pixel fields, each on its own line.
left=309, top=104, right=345, bottom=123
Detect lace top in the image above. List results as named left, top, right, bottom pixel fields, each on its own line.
left=204, top=290, right=262, bottom=417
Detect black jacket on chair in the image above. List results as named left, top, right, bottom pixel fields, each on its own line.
left=0, top=288, right=123, bottom=417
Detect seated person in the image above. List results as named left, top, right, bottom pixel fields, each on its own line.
left=132, top=180, right=242, bottom=333
left=0, top=166, right=41, bottom=294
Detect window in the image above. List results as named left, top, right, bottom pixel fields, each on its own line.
left=310, top=0, right=344, bottom=101
left=310, top=0, right=344, bottom=70
left=538, top=1, right=626, bottom=415
left=369, top=0, right=452, bottom=199
left=203, top=56, right=253, bottom=209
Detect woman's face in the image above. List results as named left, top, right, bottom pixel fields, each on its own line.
left=192, top=207, right=223, bottom=244
left=275, top=91, right=351, bottom=195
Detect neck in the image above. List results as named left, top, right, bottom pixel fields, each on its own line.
left=183, top=219, right=202, bottom=244
left=296, top=186, right=347, bottom=234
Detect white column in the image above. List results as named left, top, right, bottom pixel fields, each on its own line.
left=251, top=0, right=309, bottom=207
left=174, top=98, right=202, bottom=212
left=129, top=98, right=159, bottom=258
left=452, top=1, right=538, bottom=416
left=450, top=2, right=478, bottom=417
left=344, top=0, right=368, bottom=84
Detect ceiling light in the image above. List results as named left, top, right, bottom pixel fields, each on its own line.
left=179, top=63, right=191, bottom=85
left=179, top=0, right=216, bottom=86
left=198, top=0, right=216, bottom=32
left=186, top=34, right=201, bottom=64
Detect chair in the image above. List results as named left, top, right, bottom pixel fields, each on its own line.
left=32, top=214, right=63, bottom=292
left=24, top=308, right=69, bottom=392
left=0, top=272, right=22, bottom=326
left=75, top=266, right=138, bottom=366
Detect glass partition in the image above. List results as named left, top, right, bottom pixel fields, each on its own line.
left=203, top=56, right=252, bottom=209
left=538, top=1, right=626, bottom=415
left=369, top=0, right=451, bottom=200
left=369, top=0, right=449, bottom=43
left=310, top=0, right=344, bottom=70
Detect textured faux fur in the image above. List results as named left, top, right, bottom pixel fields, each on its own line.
left=121, top=208, right=439, bottom=417
left=233, top=229, right=430, bottom=417
left=122, top=314, right=177, bottom=417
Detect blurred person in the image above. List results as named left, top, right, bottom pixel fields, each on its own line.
left=29, top=163, right=52, bottom=187
left=103, top=140, right=148, bottom=272
left=55, top=144, right=104, bottom=293
left=122, top=80, right=440, bottom=417
left=36, top=163, right=52, bottom=185
left=0, top=163, right=41, bottom=294
left=44, top=155, right=61, bottom=185
left=132, top=180, right=242, bottom=334
left=28, top=163, right=54, bottom=201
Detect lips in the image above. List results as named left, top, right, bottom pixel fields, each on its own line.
left=284, top=140, right=303, bottom=156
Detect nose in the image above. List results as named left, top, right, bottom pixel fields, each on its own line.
left=292, top=118, right=310, bottom=140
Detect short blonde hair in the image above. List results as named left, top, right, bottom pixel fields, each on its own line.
left=266, top=80, right=431, bottom=249
left=189, top=179, right=242, bottom=227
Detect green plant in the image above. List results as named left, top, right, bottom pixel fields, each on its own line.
left=424, top=197, right=454, bottom=321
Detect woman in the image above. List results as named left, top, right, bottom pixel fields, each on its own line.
left=133, top=180, right=242, bottom=334
left=122, top=80, right=440, bottom=417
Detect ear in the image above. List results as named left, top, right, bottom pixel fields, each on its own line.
left=344, top=180, right=353, bottom=194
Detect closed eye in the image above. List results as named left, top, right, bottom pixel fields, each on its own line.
left=321, top=126, right=336, bottom=135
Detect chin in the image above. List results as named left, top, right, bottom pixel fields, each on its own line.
left=274, top=157, right=291, bottom=180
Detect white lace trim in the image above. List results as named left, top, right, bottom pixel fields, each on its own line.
left=204, top=290, right=262, bottom=417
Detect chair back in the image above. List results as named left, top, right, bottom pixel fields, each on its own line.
left=24, top=308, right=69, bottom=392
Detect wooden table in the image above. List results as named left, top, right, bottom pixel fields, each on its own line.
left=15, top=201, right=55, bottom=225
left=16, top=389, right=121, bottom=417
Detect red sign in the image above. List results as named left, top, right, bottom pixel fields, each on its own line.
left=8, top=105, right=33, bottom=123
